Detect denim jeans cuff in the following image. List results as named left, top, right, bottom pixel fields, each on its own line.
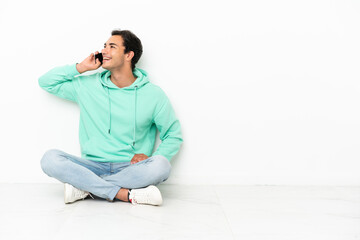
left=107, top=186, right=121, bottom=201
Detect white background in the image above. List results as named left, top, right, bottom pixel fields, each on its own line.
left=0, top=0, right=359, bottom=185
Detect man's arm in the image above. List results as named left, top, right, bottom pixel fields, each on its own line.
left=152, top=94, right=183, bottom=161
left=38, top=52, right=101, bottom=102
left=38, top=64, right=80, bottom=102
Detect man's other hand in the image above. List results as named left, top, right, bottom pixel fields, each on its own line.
left=131, top=154, right=149, bottom=164
left=76, top=51, right=102, bottom=74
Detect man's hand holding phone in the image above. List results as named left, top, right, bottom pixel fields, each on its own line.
left=76, top=51, right=102, bottom=74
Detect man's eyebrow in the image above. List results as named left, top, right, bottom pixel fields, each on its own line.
left=104, top=43, right=119, bottom=47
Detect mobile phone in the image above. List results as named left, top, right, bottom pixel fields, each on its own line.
left=95, top=52, right=103, bottom=64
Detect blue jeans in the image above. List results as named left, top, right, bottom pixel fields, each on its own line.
left=40, top=149, right=171, bottom=201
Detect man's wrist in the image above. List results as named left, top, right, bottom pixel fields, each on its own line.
left=76, top=63, right=86, bottom=74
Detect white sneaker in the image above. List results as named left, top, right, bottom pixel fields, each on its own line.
left=64, top=183, right=91, bottom=204
left=129, top=185, right=163, bottom=206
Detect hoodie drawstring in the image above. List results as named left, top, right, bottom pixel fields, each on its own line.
left=107, top=87, right=112, bottom=134
left=133, top=86, right=138, bottom=146
left=106, top=85, right=138, bottom=148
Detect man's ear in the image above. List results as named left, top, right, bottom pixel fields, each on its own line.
left=126, top=51, right=134, bottom=62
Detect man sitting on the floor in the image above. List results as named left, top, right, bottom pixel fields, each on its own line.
left=38, top=29, right=183, bottom=206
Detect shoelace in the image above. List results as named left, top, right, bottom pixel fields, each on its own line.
left=132, top=191, right=151, bottom=204
left=73, top=189, right=86, bottom=199
left=88, top=193, right=95, bottom=200
left=73, top=189, right=94, bottom=200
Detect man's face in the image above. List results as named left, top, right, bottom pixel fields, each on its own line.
left=101, top=35, right=127, bottom=70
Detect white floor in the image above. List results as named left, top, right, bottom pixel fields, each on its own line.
left=0, top=184, right=359, bottom=240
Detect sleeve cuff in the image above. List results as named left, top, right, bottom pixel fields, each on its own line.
left=67, top=63, right=81, bottom=77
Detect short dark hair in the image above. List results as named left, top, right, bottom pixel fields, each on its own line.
left=111, top=29, right=143, bottom=70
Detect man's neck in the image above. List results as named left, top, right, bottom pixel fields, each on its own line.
left=110, top=67, right=137, bottom=88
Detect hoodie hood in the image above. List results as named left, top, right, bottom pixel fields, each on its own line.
left=99, top=68, right=150, bottom=147
left=99, top=68, right=150, bottom=89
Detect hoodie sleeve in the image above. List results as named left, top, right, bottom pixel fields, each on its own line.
left=38, top=64, right=80, bottom=102
left=152, top=94, right=183, bottom=161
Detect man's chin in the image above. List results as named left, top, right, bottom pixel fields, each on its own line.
left=102, top=65, right=110, bottom=70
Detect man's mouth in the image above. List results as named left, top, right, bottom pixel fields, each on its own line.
left=103, top=56, right=111, bottom=62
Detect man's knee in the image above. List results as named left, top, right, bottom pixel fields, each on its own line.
left=151, top=155, right=171, bottom=181
left=40, top=149, right=63, bottom=174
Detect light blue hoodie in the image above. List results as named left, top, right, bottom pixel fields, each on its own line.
left=39, top=64, right=183, bottom=162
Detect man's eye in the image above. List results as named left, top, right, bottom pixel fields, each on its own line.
left=111, top=46, right=115, bottom=48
